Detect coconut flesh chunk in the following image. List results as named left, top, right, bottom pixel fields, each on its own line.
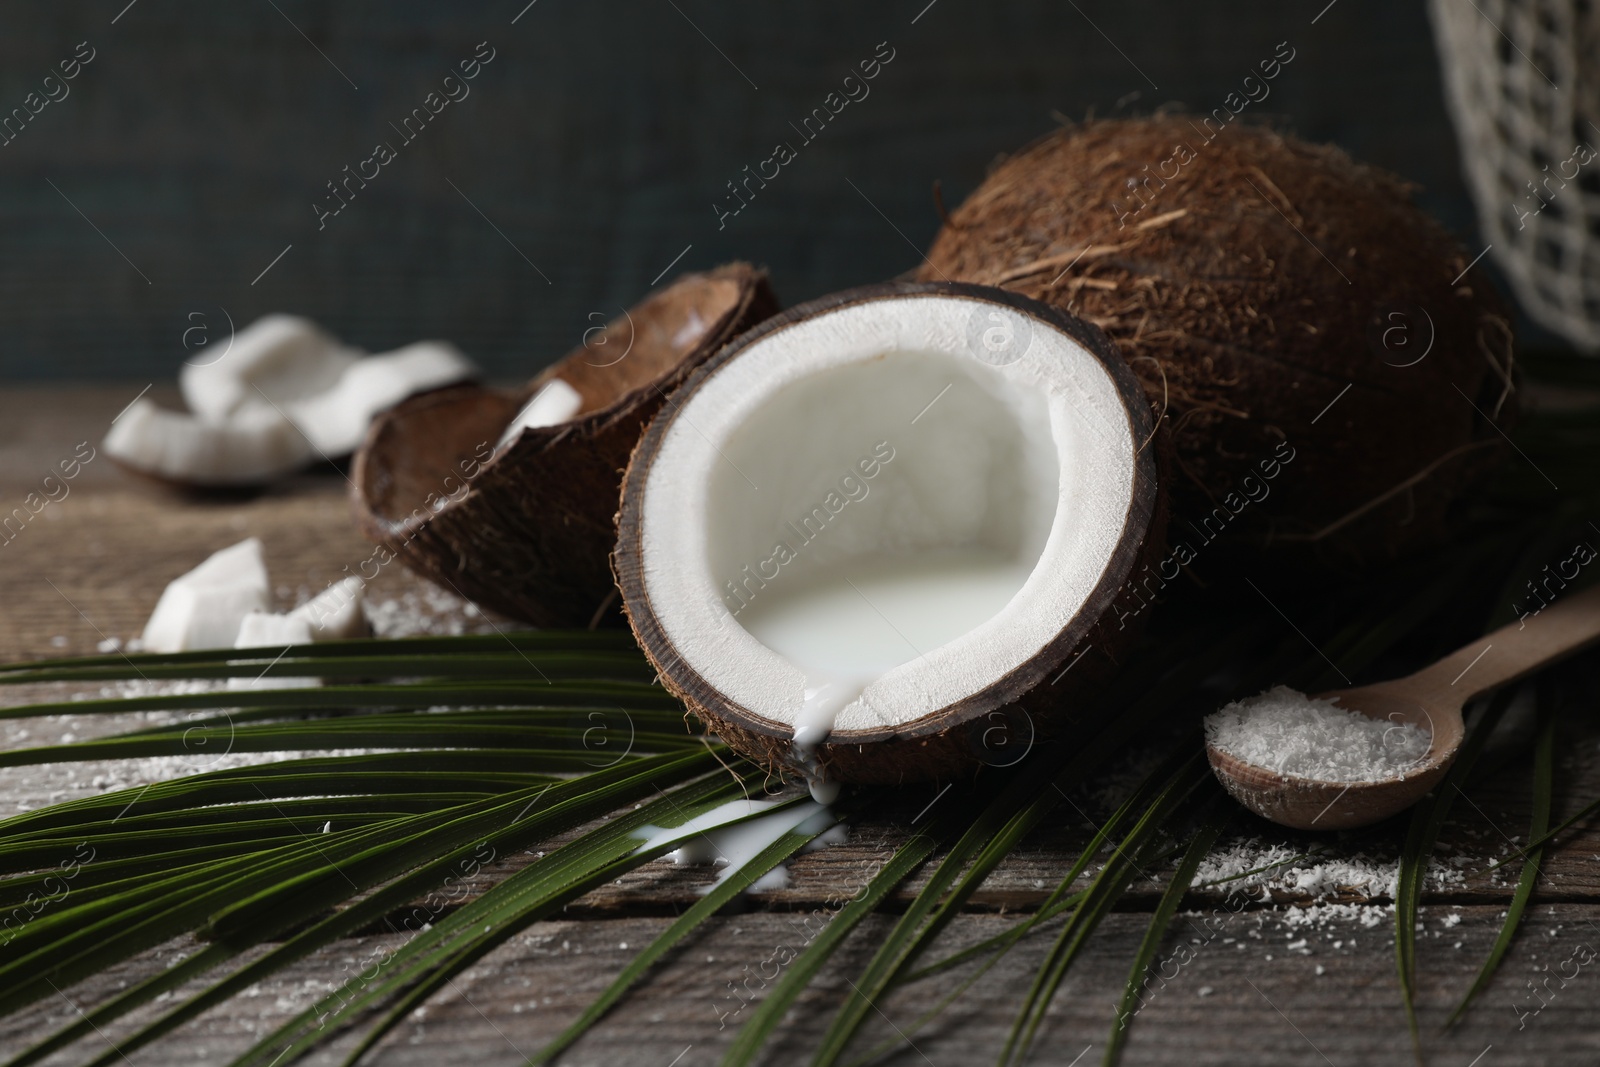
left=104, top=399, right=317, bottom=487
left=230, top=577, right=367, bottom=689
left=286, top=340, right=477, bottom=457
left=496, top=378, right=584, bottom=449
left=234, top=576, right=369, bottom=649
left=180, top=314, right=358, bottom=423
left=142, top=538, right=271, bottom=653
left=230, top=612, right=315, bottom=690
left=289, top=575, right=369, bottom=640
left=235, top=612, right=314, bottom=648
left=616, top=283, right=1160, bottom=789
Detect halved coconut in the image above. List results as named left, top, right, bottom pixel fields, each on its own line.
left=496, top=379, right=584, bottom=447
left=351, top=263, right=780, bottom=627
left=614, top=282, right=1163, bottom=786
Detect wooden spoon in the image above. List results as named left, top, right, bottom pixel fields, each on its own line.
left=1208, top=581, right=1600, bottom=831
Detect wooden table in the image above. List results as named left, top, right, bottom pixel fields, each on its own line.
left=2, top=386, right=1597, bottom=1066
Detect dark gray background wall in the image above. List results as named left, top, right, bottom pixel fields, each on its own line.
left=0, top=0, right=1495, bottom=382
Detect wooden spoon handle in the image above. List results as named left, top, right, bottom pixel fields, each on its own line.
left=1408, top=580, right=1600, bottom=704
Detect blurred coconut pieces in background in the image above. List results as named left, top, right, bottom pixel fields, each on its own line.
left=104, top=314, right=478, bottom=489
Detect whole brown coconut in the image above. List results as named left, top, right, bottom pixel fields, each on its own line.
left=351, top=264, right=779, bottom=627
left=919, top=118, right=1516, bottom=563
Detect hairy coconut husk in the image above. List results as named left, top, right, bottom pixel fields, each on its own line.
left=919, top=117, right=1516, bottom=564
left=351, top=263, right=780, bottom=626
left=614, top=282, right=1167, bottom=783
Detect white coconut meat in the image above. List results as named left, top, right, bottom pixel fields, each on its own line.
left=230, top=577, right=367, bottom=690
left=233, top=576, right=369, bottom=649
left=230, top=611, right=315, bottom=691
left=288, top=341, right=477, bottom=456
left=142, top=538, right=271, bottom=652
left=104, top=399, right=315, bottom=486
left=181, top=313, right=358, bottom=422
left=633, top=292, right=1140, bottom=778
left=290, top=576, right=369, bottom=640
left=497, top=378, right=584, bottom=448
left=234, top=611, right=314, bottom=649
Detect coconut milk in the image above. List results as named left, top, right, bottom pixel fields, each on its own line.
left=736, top=546, right=1034, bottom=800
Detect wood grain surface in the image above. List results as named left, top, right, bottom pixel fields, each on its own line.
left=2, top=387, right=1598, bottom=1065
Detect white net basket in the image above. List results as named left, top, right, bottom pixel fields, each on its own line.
left=1429, top=0, right=1600, bottom=350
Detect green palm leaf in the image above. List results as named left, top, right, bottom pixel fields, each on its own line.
left=1393, top=687, right=1516, bottom=1054
left=1103, top=795, right=1231, bottom=1065
left=1447, top=677, right=1559, bottom=1025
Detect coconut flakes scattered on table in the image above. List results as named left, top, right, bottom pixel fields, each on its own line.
left=1193, top=836, right=1466, bottom=901
left=367, top=586, right=502, bottom=638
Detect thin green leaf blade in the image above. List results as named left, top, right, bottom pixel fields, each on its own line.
left=1103, top=795, right=1230, bottom=1066
left=1447, top=682, right=1558, bottom=1025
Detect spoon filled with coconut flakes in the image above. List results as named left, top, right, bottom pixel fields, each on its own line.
left=1206, top=582, right=1600, bottom=830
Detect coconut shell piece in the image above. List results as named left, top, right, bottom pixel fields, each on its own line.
left=919, top=118, right=1516, bottom=564
left=614, top=282, right=1166, bottom=784
left=351, top=263, right=780, bottom=627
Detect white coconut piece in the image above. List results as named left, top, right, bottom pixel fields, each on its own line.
left=288, top=576, right=369, bottom=640
left=234, top=611, right=314, bottom=649
left=181, top=313, right=358, bottom=422
left=231, top=577, right=368, bottom=649
left=497, top=378, right=584, bottom=448
left=229, top=577, right=367, bottom=691
left=287, top=341, right=478, bottom=456
left=141, top=538, right=271, bottom=653
left=104, top=399, right=316, bottom=487
left=229, top=612, right=315, bottom=690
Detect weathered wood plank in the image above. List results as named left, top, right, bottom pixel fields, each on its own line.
left=3, top=906, right=1597, bottom=1065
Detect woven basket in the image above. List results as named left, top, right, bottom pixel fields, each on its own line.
left=1430, top=0, right=1600, bottom=350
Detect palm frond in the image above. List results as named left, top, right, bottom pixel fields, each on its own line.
left=1447, top=676, right=1558, bottom=1025
left=800, top=623, right=1250, bottom=1067
left=225, top=770, right=764, bottom=1067
left=1102, top=795, right=1231, bottom=1065
left=11, top=749, right=742, bottom=1067
left=534, top=804, right=845, bottom=1066
left=1003, top=752, right=1210, bottom=1065
left=1393, top=686, right=1517, bottom=1054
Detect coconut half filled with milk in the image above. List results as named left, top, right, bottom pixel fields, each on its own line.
left=615, top=282, right=1164, bottom=792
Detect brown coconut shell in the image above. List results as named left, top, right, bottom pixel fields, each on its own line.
left=919, top=117, right=1516, bottom=564
left=351, top=263, right=780, bottom=627
left=614, top=282, right=1167, bottom=784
